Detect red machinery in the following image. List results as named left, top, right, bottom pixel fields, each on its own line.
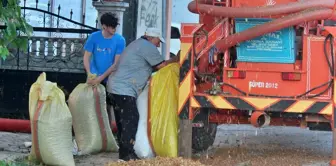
left=177, top=0, right=336, bottom=164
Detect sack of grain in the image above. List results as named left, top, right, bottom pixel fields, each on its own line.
left=134, top=85, right=155, bottom=159
left=68, top=82, right=118, bottom=155
left=29, top=72, right=75, bottom=166
left=149, top=63, right=179, bottom=157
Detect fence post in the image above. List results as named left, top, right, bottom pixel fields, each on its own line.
left=92, top=1, right=129, bottom=35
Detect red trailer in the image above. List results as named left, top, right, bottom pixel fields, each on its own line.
left=177, top=0, right=336, bottom=165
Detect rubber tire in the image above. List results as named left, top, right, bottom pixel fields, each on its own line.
left=192, top=123, right=218, bottom=152
left=308, top=123, right=332, bottom=131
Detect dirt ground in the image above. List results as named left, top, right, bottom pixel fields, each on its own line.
left=197, top=125, right=330, bottom=166
left=0, top=132, right=118, bottom=166
left=0, top=125, right=332, bottom=166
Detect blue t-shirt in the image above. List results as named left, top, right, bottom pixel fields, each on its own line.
left=84, top=31, right=126, bottom=82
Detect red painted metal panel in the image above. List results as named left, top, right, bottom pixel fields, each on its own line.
left=304, top=36, right=333, bottom=99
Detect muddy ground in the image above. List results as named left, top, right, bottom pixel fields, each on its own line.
left=0, top=125, right=332, bottom=166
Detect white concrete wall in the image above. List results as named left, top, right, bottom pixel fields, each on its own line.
left=136, top=0, right=199, bottom=54
left=136, top=0, right=163, bottom=39
left=136, top=0, right=199, bottom=38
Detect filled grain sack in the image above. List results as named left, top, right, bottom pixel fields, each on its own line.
left=29, top=72, right=75, bottom=166
left=149, top=63, right=179, bottom=157
left=134, top=85, right=155, bottom=159
left=68, top=81, right=118, bottom=155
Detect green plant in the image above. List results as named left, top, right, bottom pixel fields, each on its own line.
left=0, top=156, right=41, bottom=166
left=0, top=0, right=33, bottom=60
left=0, top=160, right=29, bottom=166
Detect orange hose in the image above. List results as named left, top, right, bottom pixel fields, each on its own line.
left=215, top=8, right=335, bottom=51
left=188, top=0, right=335, bottom=18
left=0, top=118, right=31, bottom=133
left=187, top=0, right=336, bottom=51
left=0, top=118, right=118, bottom=133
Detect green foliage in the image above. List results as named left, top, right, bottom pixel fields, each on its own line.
left=0, top=0, right=33, bottom=60
left=0, top=160, right=30, bottom=166
left=0, top=156, right=41, bottom=166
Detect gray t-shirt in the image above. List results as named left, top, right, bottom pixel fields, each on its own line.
left=106, top=37, right=164, bottom=97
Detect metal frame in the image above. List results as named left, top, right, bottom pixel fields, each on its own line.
left=0, top=1, right=99, bottom=71
left=18, top=0, right=95, bottom=36
left=0, top=6, right=97, bottom=34
left=0, top=0, right=99, bottom=118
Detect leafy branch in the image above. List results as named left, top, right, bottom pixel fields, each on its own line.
left=0, top=0, right=33, bottom=60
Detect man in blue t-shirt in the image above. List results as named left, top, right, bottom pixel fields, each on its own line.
left=83, top=12, right=126, bottom=123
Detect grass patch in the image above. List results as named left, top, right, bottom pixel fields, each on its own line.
left=0, top=156, right=41, bottom=166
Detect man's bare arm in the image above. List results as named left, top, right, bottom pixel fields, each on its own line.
left=166, top=54, right=180, bottom=64
left=83, top=51, right=92, bottom=74
left=97, top=54, right=121, bottom=81
left=155, top=54, right=180, bottom=70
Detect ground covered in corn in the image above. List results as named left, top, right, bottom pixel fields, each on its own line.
left=0, top=125, right=331, bottom=166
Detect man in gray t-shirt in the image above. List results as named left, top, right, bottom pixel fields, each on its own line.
left=107, top=33, right=163, bottom=97
left=106, top=27, right=179, bottom=161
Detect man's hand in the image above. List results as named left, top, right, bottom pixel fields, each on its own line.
left=172, top=54, right=180, bottom=63
left=154, top=54, right=180, bottom=71
left=87, top=76, right=104, bottom=86
left=87, top=78, right=101, bottom=86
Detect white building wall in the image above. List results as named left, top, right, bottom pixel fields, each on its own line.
left=136, top=0, right=163, bottom=39
left=136, top=0, right=199, bottom=38
left=136, top=0, right=199, bottom=55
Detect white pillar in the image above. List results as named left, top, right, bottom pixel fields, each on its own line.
left=164, top=0, right=172, bottom=60
left=92, top=1, right=129, bottom=35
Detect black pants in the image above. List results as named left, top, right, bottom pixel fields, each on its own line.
left=108, top=93, right=139, bottom=161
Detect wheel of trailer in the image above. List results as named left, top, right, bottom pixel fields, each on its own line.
left=192, top=109, right=218, bottom=152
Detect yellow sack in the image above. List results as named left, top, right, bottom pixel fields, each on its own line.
left=68, top=83, right=118, bottom=155
left=149, top=63, right=179, bottom=157
left=29, top=72, right=75, bottom=166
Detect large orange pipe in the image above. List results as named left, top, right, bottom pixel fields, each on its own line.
left=188, top=0, right=336, bottom=51
left=215, top=8, right=335, bottom=51
left=0, top=118, right=118, bottom=133
left=0, top=118, right=31, bottom=133
left=188, top=0, right=335, bottom=18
